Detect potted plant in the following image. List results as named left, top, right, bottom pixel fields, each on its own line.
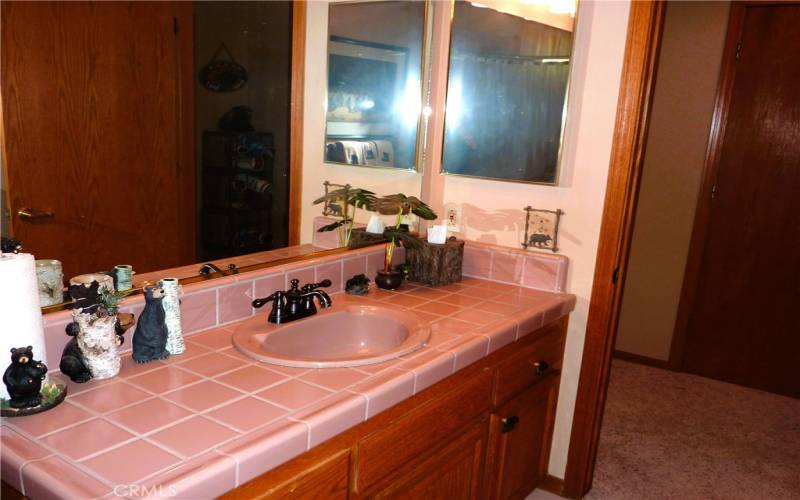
left=370, top=194, right=437, bottom=289
left=313, top=185, right=376, bottom=247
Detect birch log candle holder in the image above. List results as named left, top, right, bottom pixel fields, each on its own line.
left=159, top=278, right=185, bottom=355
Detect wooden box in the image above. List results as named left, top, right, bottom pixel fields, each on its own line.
left=407, top=238, right=465, bottom=287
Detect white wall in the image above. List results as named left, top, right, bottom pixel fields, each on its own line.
left=300, top=1, right=424, bottom=244
left=302, top=0, right=632, bottom=479
left=439, top=1, right=631, bottom=477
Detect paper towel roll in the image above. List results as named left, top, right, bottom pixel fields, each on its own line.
left=0, top=253, right=48, bottom=399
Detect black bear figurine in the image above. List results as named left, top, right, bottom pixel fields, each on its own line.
left=3, top=346, right=48, bottom=409
left=67, top=281, right=102, bottom=315
left=132, top=285, right=170, bottom=363
left=59, top=322, right=92, bottom=383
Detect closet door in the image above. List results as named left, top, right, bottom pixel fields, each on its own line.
left=2, top=1, right=193, bottom=278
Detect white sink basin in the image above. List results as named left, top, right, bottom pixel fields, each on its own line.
left=231, top=297, right=430, bottom=368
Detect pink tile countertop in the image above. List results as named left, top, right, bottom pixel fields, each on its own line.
left=1, top=279, right=575, bottom=499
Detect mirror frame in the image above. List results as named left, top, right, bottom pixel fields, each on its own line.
left=438, top=0, right=581, bottom=186
left=40, top=244, right=367, bottom=315
left=322, top=0, right=433, bottom=173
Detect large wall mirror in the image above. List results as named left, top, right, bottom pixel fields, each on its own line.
left=323, top=1, right=430, bottom=171
left=441, top=0, right=577, bottom=184
left=2, top=1, right=416, bottom=311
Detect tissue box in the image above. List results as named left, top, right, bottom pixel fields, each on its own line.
left=406, top=238, right=465, bottom=287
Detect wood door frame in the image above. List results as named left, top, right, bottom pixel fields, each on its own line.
left=561, top=2, right=666, bottom=497
left=288, top=0, right=306, bottom=246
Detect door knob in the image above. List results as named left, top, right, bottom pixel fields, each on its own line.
left=17, top=208, right=55, bottom=221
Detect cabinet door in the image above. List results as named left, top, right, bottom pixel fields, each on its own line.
left=366, top=419, right=489, bottom=500
left=224, top=449, right=349, bottom=500
left=486, top=377, right=559, bottom=500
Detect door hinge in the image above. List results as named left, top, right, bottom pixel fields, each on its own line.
left=173, top=17, right=179, bottom=35
left=612, top=267, right=620, bottom=285
left=711, top=184, right=717, bottom=199
left=735, top=41, right=742, bottom=60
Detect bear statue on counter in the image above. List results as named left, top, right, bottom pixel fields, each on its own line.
left=3, top=346, right=48, bottom=409
left=132, top=285, right=170, bottom=363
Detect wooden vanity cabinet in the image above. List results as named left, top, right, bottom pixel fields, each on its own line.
left=486, top=377, right=561, bottom=500
left=224, top=316, right=568, bottom=500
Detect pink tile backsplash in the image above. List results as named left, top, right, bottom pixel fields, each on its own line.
left=254, top=272, right=286, bottom=299
left=14, top=241, right=575, bottom=499
left=315, top=261, right=344, bottom=292
left=462, top=241, right=568, bottom=292
left=218, top=282, right=255, bottom=324
left=342, top=255, right=367, bottom=282
left=181, top=290, right=218, bottom=333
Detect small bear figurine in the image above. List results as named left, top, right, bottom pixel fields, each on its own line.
left=3, top=346, right=48, bottom=409
left=59, top=322, right=92, bottom=383
left=67, top=281, right=103, bottom=315
left=132, top=285, right=170, bottom=363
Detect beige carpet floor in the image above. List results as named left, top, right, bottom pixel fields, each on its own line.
left=585, top=360, right=800, bottom=500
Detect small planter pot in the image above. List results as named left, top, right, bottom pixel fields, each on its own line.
left=375, top=270, right=404, bottom=290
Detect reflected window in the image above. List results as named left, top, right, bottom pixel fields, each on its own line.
left=442, top=0, right=576, bottom=184
left=325, top=1, right=428, bottom=170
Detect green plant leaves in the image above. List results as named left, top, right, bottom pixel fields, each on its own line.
left=371, top=193, right=438, bottom=220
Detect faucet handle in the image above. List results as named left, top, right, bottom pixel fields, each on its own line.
left=252, top=291, right=284, bottom=309
left=252, top=291, right=287, bottom=324
left=301, top=279, right=332, bottom=293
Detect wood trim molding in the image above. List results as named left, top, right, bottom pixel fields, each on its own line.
left=288, top=0, right=306, bottom=246
left=561, top=2, right=666, bottom=498
left=613, top=349, right=670, bottom=370
left=175, top=1, right=196, bottom=265
left=667, top=3, right=745, bottom=371
left=540, top=474, right=566, bottom=497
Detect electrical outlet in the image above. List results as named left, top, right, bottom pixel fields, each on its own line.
left=444, top=203, right=462, bottom=233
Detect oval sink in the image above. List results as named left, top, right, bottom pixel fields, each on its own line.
left=231, top=298, right=430, bottom=368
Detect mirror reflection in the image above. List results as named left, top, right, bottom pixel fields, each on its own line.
left=442, top=0, right=576, bottom=184
left=324, top=1, right=428, bottom=170
left=0, top=1, right=429, bottom=310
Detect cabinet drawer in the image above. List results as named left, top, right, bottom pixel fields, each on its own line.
left=357, top=370, right=493, bottom=491
left=494, top=322, right=565, bottom=405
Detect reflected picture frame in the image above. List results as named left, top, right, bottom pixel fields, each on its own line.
left=323, top=0, right=433, bottom=173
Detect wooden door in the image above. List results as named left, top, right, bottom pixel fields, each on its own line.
left=680, top=4, right=800, bottom=397
left=367, top=419, right=488, bottom=500
left=486, top=378, right=559, bottom=500
left=1, top=1, right=194, bottom=279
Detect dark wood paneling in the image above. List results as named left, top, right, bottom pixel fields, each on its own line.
left=676, top=3, right=800, bottom=397
left=562, top=2, right=666, bottom=498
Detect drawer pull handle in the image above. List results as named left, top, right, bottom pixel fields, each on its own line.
left=533, top=360, right=550, bottom=376
left=501, top=415, right=520, bottom=433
